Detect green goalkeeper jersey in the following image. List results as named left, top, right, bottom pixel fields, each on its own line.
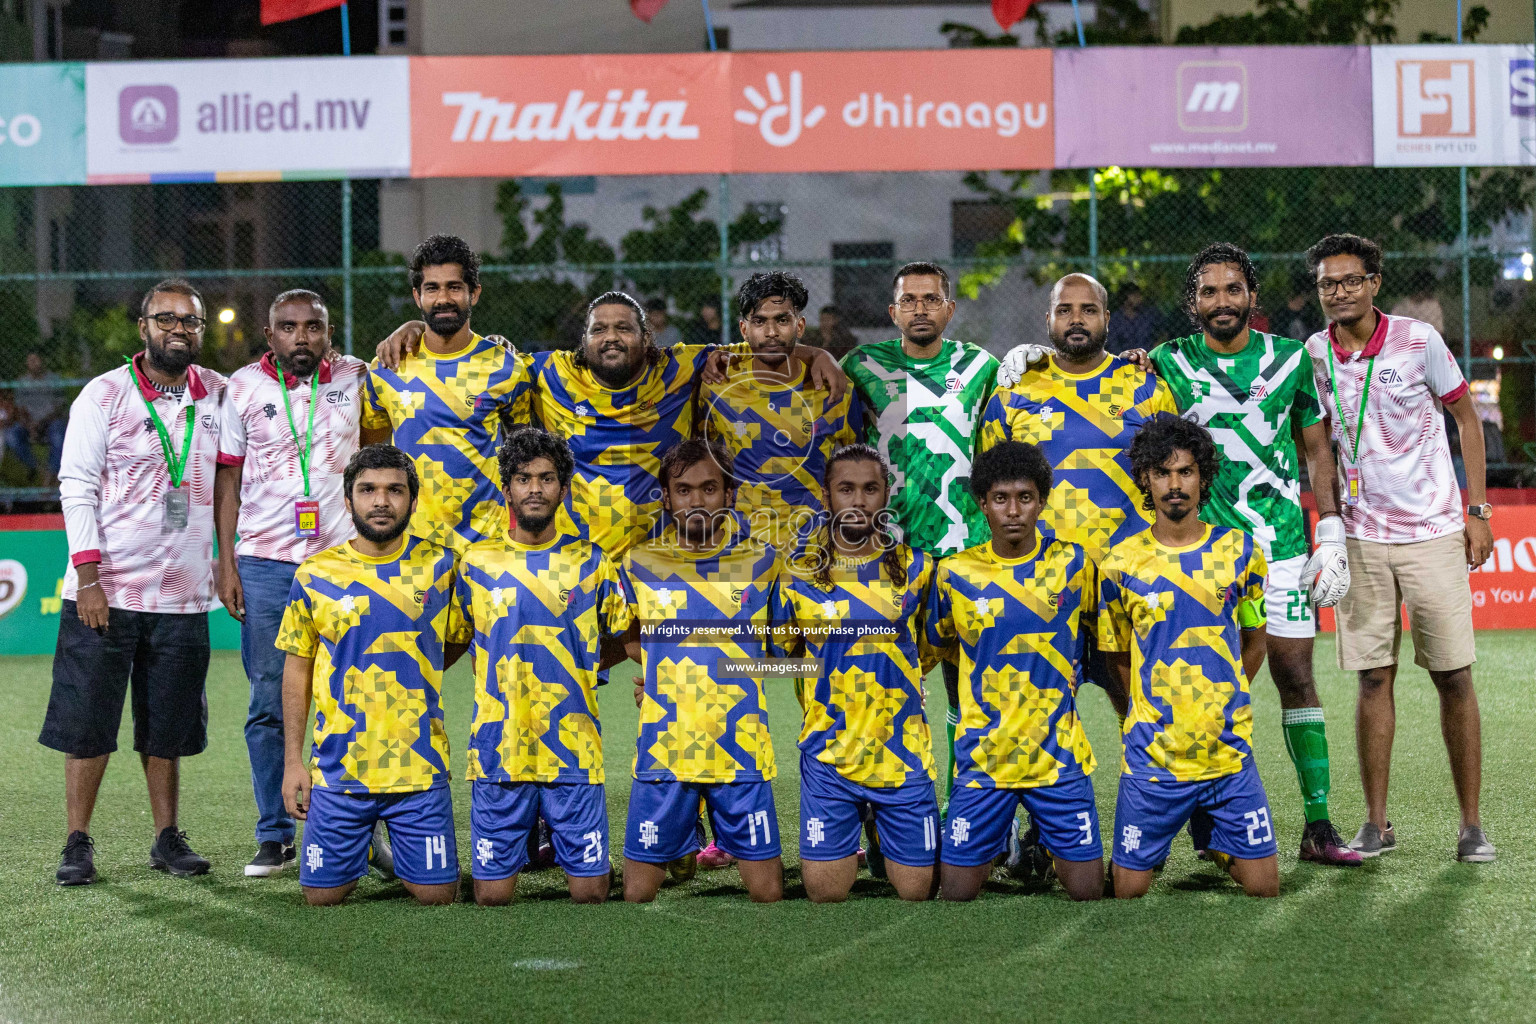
left=1149, top=330, right=1322, bottom=562
left=841, top=337, right=999, bottom=558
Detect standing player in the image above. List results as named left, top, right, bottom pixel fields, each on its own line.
left=215, top=289, right=369, bottom=877
left=841, top=261, right=999, bottom=810
left=360, top=234, right=533, bottom=554
left=699, top=271, right=862, bottom=552
left=619, top=440, right=785, bottom=903
left=1144, top=244, right=1359, bottom=867
left=43, top=279, right=225, bottom=885
left=777, top=444, right=939, bottom=902
left=455, top=427, right=632, bottom=904
left=279, top=445, right=469, bottom=906
left=927, top=442, right=1103, bottom=902
left=1100, top=415, right=1278, bottom=898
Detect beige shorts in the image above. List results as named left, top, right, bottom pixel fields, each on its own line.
left=1335, top=532, right=1476, bottom=673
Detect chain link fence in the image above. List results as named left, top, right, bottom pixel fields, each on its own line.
left=0, top=164, right=1532, bottom=507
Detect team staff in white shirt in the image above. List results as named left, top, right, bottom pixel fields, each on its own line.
left=1304, top=233, right=1496, bottom=864
left=215, top=290, right=369, bottom=878
left=41, top=279, right=228, bottom=886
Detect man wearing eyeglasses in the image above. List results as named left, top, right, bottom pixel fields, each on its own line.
left=40, top=280, right=228, bottom=886
left=840, top=261, right=999, bottom=849
left=1303, top=233, right=1496, bottom=864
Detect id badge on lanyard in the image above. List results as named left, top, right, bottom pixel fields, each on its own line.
left=164, top=486, right=191, bottom=530
left=1344, top=466, right=1361, bottom=508
left=294, top=499, right=320, bottom=538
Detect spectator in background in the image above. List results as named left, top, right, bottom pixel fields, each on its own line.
left=1279, top=273, right=1325, bottom=342
left=1104, top=283, right=1161, bottom=356
left=10, top=351, right=69, bottom=487
left=808, top=304, right=858, bottom=361
left=685, top=299, right=724, bottom=347
left=1390, top=269, right=1446, bottom=335
left=646, top=298, right=683, bottom=348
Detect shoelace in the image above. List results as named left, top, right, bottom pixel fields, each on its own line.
left=63, top=834, right=93, bottom=857
left=162, top=829, right=195, bottom=856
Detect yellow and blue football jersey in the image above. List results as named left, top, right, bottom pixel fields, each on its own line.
left=454, top=532, right=633, bottom=785
left=622, top=516, right=783, bottom=784
left=277, top=536, right=467, bottom=795
left=532, top=345, right=714, bottom=559
left=1098, top=524, right=1268, bottom=783
left=979, top=354, right=1177, bottom=564
left=699, top=362, right=862, bottom=552
left=360, top=334, right=533, bottom=553
left=776, top=542, right=937, bottom=788
left=926, top=536, right=1096, bottom=789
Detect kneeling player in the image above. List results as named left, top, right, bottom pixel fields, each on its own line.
left=1100, top=415, right=1278, bottom=898
left=927, top=442, right=1104, bottom=902
left=280, top=445, right=470, bottom=906
left=620, top=440, right=786, bottom=903
left=454, top=428, right=633, bottom=905
left=778, top=445, right=940, bottom=902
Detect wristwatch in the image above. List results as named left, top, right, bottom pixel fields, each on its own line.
left=1467, top=503, right=1493, bottom=521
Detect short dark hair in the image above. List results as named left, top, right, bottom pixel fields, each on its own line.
left=644, top=297, right=669, bottom=314
left=817, top=443, right=905, bottom=590
left=409, top=234, right=480, bottom=293
left=575, top=291, right=661, bottom=371
left=1306, top=233, right=1383, bottom=279
left=892, top=261, right=952, bottom=300
left=497, top=426, right=575, bottom=491
left=970, top=441, right=1053, bottom=504
left=820, top=304, right=840, bottom=316
left=658, top=438, right=735, bottom=493
left=140, top=278, right=203, bottom=318
left=1130, top=413, right=1218, bottom=512
left=343, top=443, right=419, bottom=504
left=1182, top=243, right=1258, bottom=326
left=268, top=288, right=327, bottom=323
left=736, top=271, right=809, bottom=319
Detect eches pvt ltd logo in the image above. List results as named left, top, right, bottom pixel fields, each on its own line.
left=1397, top=60, right=1475, bottom=137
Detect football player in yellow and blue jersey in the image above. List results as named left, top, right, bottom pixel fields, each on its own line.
left=927, top=441, right=1104, bottom=901
left=699, top=272, right=862, bottom=552
left=619, top=439, right=786, bottom=903
left=278, top=444, right=471, bottom=906
left=454, top=427, right=633, bottom=905
left=1099, top=415, right=1278, bottom=898
left=777, top=444, right=939, bottom=902
left=360, top=236, right=533, bottom=554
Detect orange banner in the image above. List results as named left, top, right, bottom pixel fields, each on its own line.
left=408, top=50, right=1054, bottom=178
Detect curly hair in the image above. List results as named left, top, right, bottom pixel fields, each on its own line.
left=573, top=290, right=662, bottom=371
left=1182, top=242, right=1258, bottom=329
left=1129, top=413, right=1218, bottom=512
left=736, top=271, right=810, bottom=319
left=969, top=440, right=1053, bottom=505
left=409, top=234, right=480, bottom=293
left=497, top=426, right=575, bottom=491
left=1305, top=233, right=1383, bottom=279
left=343, top=443, right=420, bottom=503
left=658, top=437, right=735, bottom=493
left=812, top=444, right=906, bottom=591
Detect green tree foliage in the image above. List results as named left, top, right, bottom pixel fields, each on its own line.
left=619, top=188, right=783, bottom=313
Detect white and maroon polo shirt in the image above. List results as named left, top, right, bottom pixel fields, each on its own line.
left=1305, top=310, right=1469, bottom=544
left=218, top=351, right=366, bottom=564
left=59, top=354, right=228, bottom=614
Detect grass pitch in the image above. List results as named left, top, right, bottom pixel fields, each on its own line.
left=2, top=632, right=1534, bottom=1024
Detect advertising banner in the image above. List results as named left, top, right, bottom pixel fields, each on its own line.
left=1369, top=44, right=1532, bottom=167
left=1055, top=46, right=1372, bottom=168
left=409, top=54, right=730, bottom=178
left=729, top=49, right=1053, bottom=172
left=0, top=62, right=86, bottom=186
left=84, top=56, right=411, bottom=183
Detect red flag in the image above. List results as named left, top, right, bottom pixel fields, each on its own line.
left=991, top=0, right=1040, bottom=31
left=261, top=0, right=344, bottom=26
left=631, top=0, right=670, bottom=22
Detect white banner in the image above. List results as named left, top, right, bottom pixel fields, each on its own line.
left=1372, top=44, right=1536, bottom=167
left=85, top=56, right=410, bottom=182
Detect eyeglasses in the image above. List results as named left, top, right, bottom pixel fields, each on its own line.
left=1316, top=274, right=1376, bottom=296
left=146, top=312, right=207, bottom=332
left=895, top=296, right=948, bottom=312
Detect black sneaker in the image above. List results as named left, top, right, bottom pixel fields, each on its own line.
left=1190, top=807, right=1215, bottom=859
left=368, top=820, right=396, bottom=879
left=57, top=831, right=96, bottom=886
left=244, top=840, right=294, bottom=877
left=149, top=827, right=210, bottom=877
left=862, top=804, right=888, bottom=881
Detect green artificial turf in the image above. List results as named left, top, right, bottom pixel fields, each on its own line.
left=1, top=633, right=1533, bottom=1024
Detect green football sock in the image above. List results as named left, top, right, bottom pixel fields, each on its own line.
left=1281, top=707, right=1331, bottom=824
left=945, top=706, right=959, bottom=799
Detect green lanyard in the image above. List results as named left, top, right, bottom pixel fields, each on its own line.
left=1325, top=343, right=1375, bottom=465
left=124, top=356, right=196, bottom=488
left=274, top=357, right=320, bottom=497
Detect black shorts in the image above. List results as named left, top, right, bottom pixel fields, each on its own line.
left=39, top=601, right=211, bottom=759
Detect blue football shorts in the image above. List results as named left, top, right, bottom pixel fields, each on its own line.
left=469, top=779, right=609, bottom=880
left=942, top=774, right=1103, bottom=867
left=1112, top=761, right=1277, bottom=872
left=623, top=778, right=780, bottom=863
left=299, top=783, right=458, bottom=888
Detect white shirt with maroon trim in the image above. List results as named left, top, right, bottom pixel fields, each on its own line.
left=218, top=352, right=366, bottom=564
left=1305, top=310, right=1469, bottom=544
left=59, top=355, right=228, bottom=613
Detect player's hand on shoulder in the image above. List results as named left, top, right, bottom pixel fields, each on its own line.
left=997, top=344, right=1052, bottom=388
left=1117, top=348, right=1154, bottom=373
left=375, top=320, right=426, bottom=370
left=702, top=347, right=734, bottom=386
left=805, top=347, right=849, bottom=402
